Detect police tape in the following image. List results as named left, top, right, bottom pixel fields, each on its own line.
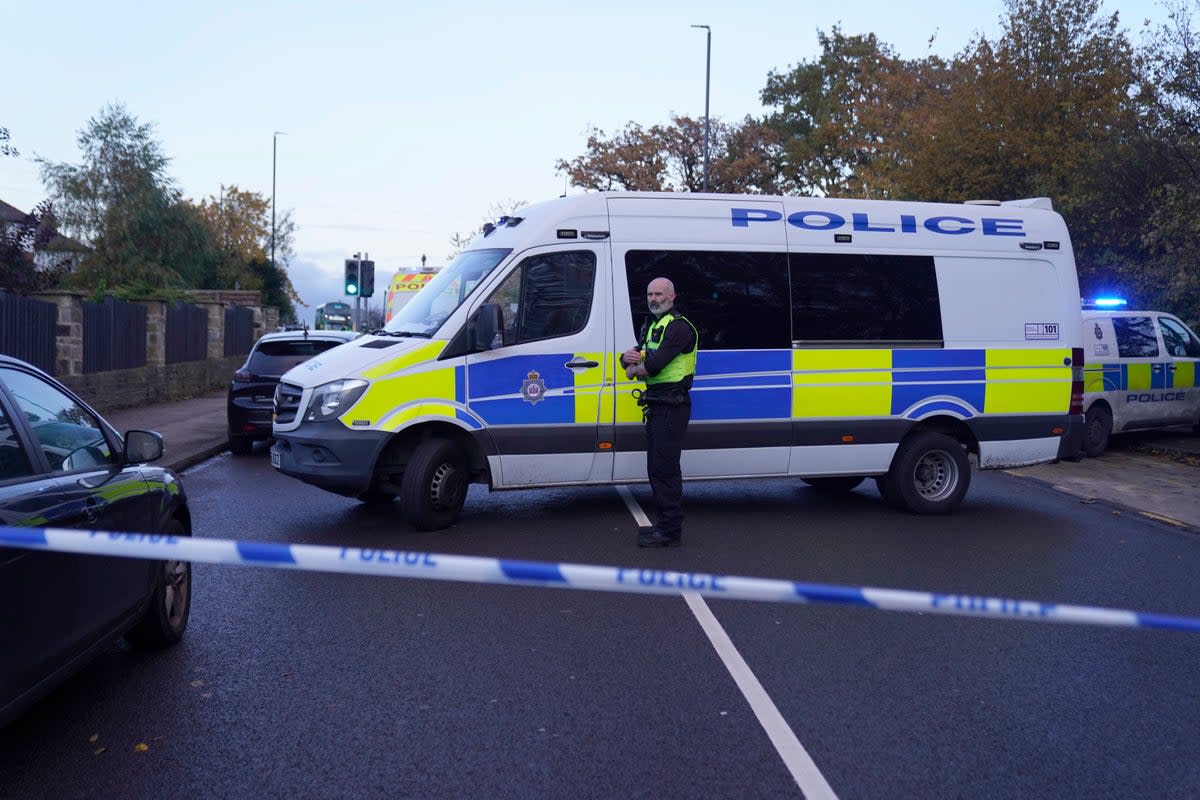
left=2, top=524, right=1199, bottom=634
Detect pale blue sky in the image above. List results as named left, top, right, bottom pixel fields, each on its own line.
left=0, top=0, right=1172, bottom=321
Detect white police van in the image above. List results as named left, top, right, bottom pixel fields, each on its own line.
left=271, top=192, right=1085, bottom=529
left=1081, top=299, right=1200, bottom=456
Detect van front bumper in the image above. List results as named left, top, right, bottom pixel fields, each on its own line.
left=270, top=425, right=389, bottom=497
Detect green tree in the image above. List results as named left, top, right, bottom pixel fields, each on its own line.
left=37, top=103, right=220, bottom=294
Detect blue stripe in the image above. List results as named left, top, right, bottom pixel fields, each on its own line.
left=905, top=400, right=977, bottom=419
left=693, top=387, right=791, bottom=420
left=0, top=527, right=48, bottom=546
left=236, top=542, right=297, bottom=564
left=794, top=582, right=873, bottom=606
left=468, top=355, right=570, bottom=399
left=893, top=384, right=985, bottom=416
left=500, top=559, right=567, bottom=583
left=455, top=365, right=466, bottom=404
left=1136, top=612, right=1200, bottom=633
left=471, top=397, right=575, bottom=424
left=697, top=350, right=791, bottom=376
left=694, top=374, right=791, bottom=388
left=893, top=349, right=985, bottom=369
left=894, top=368, right=985, bottom=383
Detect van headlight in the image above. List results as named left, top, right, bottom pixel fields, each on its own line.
left=304, top=379, right=368, bottom=422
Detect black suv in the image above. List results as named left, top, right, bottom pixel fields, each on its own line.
left=227, top=328, right=359, bottom=454
left=0, top=354, right=192, bottom=726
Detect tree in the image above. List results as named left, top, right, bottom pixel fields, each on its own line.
left=447, top=199, right=529, bottom=258
left=36, top=103, right=219, bottom=294
left=555, top=115, right=784, bottom=194
left=0, top=201, right=75, bottom=293
left=0, top=127, right=16, bottom=158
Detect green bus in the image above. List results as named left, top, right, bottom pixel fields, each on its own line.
left=314, top=301, right=353, bottom=331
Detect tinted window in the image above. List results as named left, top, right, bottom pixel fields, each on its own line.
left=1113, top=317, right=1160, bottom=358
left=248, top=340, right=346, bottom=374
left=791, top=253, right=941, bottom=344
left=487, top=251, right=595, bottom=346
left=1158, top=317, right=1200, bottom=358
left=0, top=402, right=32, bottom=480
left=0, top=367, right=115, bottom=473
left=625, top=250, right=790, bottom=350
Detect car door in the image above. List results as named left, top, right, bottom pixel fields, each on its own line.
left=462, top=245, right=609, bottom=487
left=1157, top=314, right=1200, bottom=425
left=1109, top=314, right=1168, bottom=430
left=0, top=366, right=152, bottom=674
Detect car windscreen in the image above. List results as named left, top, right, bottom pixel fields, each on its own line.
left=247, top=340, right=345, bottom=376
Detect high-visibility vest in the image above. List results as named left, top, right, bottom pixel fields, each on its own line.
left=642, top=312, right=697, bottom=385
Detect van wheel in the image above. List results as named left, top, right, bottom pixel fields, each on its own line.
left=802, top=476, right=864, bottom=493
left=125, top=519, right=191, bottom=648
left=886, top=432, right=970, bottom=514
left=1084, top=405, right=1112, bottom=457
left=401, top=439, right=468, bottom=530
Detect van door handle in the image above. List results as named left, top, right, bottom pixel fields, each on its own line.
left=565, top=359, right=599, bottom=369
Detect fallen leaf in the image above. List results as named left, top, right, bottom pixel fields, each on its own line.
left=89, top=734, right=99, bottom=743
left=134, top=743, right=149, bottom=752
left=93, top=747, right=107, bottom=756
left=190, top=680, right=205, bottom=688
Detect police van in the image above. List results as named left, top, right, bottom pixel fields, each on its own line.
left=1081, top=299, right=1200, bottom=456
left=270, top=192, right=1085, bottom=529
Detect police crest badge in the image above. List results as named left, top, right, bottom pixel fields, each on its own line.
left=521, top=370, right=546, bottom=405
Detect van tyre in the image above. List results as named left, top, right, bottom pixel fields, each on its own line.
left=802, top=476, right=864, bottom=493
left=886, top=432, right=970, bottom=514
left=401, top=439, right=468, bottom=530
left=125, top=519, right=191, bottom=648
left=1084, top=405, right=1112, bottom=458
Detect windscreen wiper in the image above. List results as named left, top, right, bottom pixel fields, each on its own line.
left=373, top=330, right=432, bottom=338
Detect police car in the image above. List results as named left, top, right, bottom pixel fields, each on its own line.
left=1081, top=298, right=1200, bottom=456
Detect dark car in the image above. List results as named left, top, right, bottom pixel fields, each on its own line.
left=227, top=328, right=359, bottom=454
left=0, top=354, right=192, bottom=726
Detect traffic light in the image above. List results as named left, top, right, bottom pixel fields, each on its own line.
left=359, top=260, right=375, bottom=298
left=344, top=259, right=360, bottom=296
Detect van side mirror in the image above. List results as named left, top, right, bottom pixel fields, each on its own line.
left=468, top=303, right=503, bottom=352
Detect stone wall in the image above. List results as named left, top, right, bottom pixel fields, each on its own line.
left=30, top=288, right=278, bottom=413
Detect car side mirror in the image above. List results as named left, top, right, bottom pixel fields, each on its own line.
left=468, top=303, right=503, bottom=352
left=125, top=430, right=164, bottom=463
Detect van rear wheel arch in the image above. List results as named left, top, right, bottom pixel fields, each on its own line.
left=885, top=427, right=972, bottom=514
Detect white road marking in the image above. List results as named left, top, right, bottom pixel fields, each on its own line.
left=615, top=485, right=839, bottom=799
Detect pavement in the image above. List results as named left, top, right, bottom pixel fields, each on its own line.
left=96, top=391, right=1200, bottom=530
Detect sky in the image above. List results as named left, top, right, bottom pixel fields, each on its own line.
left=0, top=0, right=1175, bottom=325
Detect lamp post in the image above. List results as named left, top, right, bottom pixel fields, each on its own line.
left=271, top=131, right=286, bottom=267
left=691, top=24, right=711, bottom=192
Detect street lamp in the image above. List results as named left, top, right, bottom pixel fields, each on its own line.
left=691, top=24, right=711, bottom=192
left=271, top=131, right=287, bottom=267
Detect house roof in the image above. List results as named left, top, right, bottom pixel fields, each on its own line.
left=0, top=197, right=90, bottom=253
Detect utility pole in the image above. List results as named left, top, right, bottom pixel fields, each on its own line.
left=271, top=131, right=286, bottom=267
left=691, top=25, right=711, bottom=192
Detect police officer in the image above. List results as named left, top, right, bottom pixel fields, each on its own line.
left=621, top=277, right=698, bottom=548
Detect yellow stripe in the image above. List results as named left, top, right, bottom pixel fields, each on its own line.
left=1173, top=361, right=1195, bottom=389
left=792, top=349, right=891, bottom=418
left=353, top=366, right=456, bottom=428
left=984, top=349, right=1072, bottom=413
left=572, top=351, right=607, bottom=424
left=1127, top=363, right=1152, bottom=391
left=361, top=341, right=447, bottom=380
left=1082, top=365, right=1106, bottom=393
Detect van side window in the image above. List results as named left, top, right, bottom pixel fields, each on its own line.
left=790, top=253, right=942, bottom=345
left=1158, top=316, right=1200, bottom=358
left=1112, top=317, right=1160, bottom=358
left=486, top=251, right=595, bottom=346
left=624, top=250, right=790, bottom=350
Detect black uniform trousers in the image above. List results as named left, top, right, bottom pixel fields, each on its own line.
left=645, top=398, right=691, bottom=539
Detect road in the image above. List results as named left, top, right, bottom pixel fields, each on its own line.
left=2, top=449, right=1199, bottom=799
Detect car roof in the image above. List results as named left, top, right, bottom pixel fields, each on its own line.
left=254, top=329, right=360, bottom=345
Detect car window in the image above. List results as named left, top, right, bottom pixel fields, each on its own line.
left=0, top=367, right=116, bottom=473
left=1112, top=316, right=1160, bottom=358
left=1158, top=316, right=1200, bottom=358
left=247, top=340, right=345, bottom=375
left=0, top=402, right=33, bottom=480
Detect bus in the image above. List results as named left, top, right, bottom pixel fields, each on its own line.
left=314, top=301, right=353, bottom=331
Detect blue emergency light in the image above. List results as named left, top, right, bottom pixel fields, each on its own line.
left=1082, top=297, right=1128, bottom=309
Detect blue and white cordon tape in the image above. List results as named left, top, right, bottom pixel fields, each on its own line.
left=2, top=524, right=1199, bottom=634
